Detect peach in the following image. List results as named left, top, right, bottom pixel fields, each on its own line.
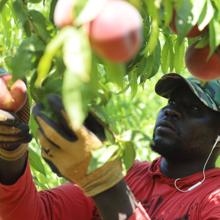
left=88, top=0, right=143, bottom=62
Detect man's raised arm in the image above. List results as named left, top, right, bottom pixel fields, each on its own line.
left=33, top=94, right=151, bottom=220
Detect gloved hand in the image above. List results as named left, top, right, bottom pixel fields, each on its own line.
left=0, top=101, right=32, bottom=161
left=0, top=71, right=32, bottom=161
left=33, top=95, right=123, bottom=196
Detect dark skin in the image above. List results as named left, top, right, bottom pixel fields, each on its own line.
left=151, top=84, right=220, bottom=178
left=1, top=84, right=220, bottom=219
left=0, top=128, right=30, bottom=185
left=0, top=154, right=27, bottom=185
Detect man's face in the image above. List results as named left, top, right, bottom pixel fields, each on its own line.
left=151, top=84, right=220, bottom=162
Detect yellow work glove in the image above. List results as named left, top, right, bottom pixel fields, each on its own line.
left=33, top=95, right=123, bottom=196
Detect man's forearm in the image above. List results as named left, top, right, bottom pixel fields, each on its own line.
left=0, top=153, right=27, bottom=185
left=93, top=180, right=137, bottom=220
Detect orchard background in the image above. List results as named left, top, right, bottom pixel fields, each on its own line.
left=1, top=0, right=220, bottom=189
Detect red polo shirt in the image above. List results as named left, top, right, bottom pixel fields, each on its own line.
left=1, top=157, right=220, bottom=220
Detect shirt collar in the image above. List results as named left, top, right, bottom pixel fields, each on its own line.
left=148, top=157, right=220, bottom=187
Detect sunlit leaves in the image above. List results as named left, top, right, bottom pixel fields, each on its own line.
left=0, top=0, right=8, bottom=12
left=198, top=0, right=215, bottom=30
left=174, top=0, right=194, bottom=38
left=144, top=0, right=160, bottom=56
left=29, top=147, right=46, bottom=177
left=63, top=29, right=91, bottom=82
left=122, top=142, right=136, bottom=171
left=36, top=27, right=90, bottom=87
left=62, top=71, right=86, bottom=129
left=1, top=0, right=220, bottom=186
left=161, top=35, right=174, bottom=73
left=191, top=0, right=206, bottom=27
left=10, top=35, right=45, bottom=80
left=103, top=61, right=125, bottom=89
left=28, top=10, right=52, bottom=42
left=208, top=2, right=220, bottom=54
left=173, top=37, right=186, bottom=73
left=13, top=1, right=29, bottom=26
left=162, top=0, right=173, bottom=26
left=88, top=144, right=118, bottom=173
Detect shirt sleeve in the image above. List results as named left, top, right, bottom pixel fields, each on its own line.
left=0, top=161, right=96, bottom=220
left=199, top=189, right=220, bottom=220
left=125, top=161, right=152, bottom=220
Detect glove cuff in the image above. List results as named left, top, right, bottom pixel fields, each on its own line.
left=79, top=159, right=124, bottom=197
left=0, top=144, right=28, bottom=161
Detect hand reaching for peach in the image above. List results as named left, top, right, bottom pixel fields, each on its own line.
left=0, top=74, right=27, bottom=112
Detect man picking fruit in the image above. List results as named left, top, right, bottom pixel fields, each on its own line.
left=1, top=71, right=220, bottom=220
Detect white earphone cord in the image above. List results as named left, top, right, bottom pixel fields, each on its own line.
left=174, top=136, right=220, bottom=193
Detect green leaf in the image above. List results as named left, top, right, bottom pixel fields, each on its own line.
left=168, top=36, right=175, bottom=71
left=191, top=0, right=206, bottom=26
left=44, top=75, right=63, bottom=95
left=36, top=27, right=74, bottom=87
left=62, top=70, right=86, bottom=129
left=198, top=0, right=215, bottom=30
left=62, top=29, right=93, bottom=129
left=212, top=0, right=220, bottom=11
left=88, top=144, right=118, bottom=174
left=174, top=37, right=186, bottom=73
left=163, top=0, right=173, bottom=26
left=32, top=176, right=49, bottom=190
left=209, top=16, right=220, bottom=55
left=195, top=34, right=209, bottom=48
left=161, top=39, right=170, bottom=73
left=63, top=28, right=91, bottom=82
left=175, top=0, right=193, bottom=38
left=144, top=0, right=160, bottom=56
left=49, top=0, right=58, bottom=23
left=103, top=61, right=125, bottom=89
left=0, top=0, right=8, bottom=12
left=28, top=10, right=51, bottom=42
left=144, top=19, right=159, bottom=56
left=129, top=70, right=138, bottom=97
left=89, top=55, right=100, bottom=96
left=146, top=0, right=160, bottom=18
left=142, top=41, right=161, bottom=81
left=12, top=1, right=28, bottom=25
left=10, top=35, right=45, bottom=80
left=29, top=112, right=39, bottom=139
left=10, top=50, right=33, bottom=78
left=122, top=142, right=136, bottom=171
left=29, top=147, right=46, bottom=177
left=28, top=0, right=42, bottom=3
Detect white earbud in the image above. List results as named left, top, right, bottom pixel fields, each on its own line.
left=216, top=135, right=220, bottom=144
left=174, top=135, right=220, bottom=192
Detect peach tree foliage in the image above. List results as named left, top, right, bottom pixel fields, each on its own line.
left=0, top=0, right=220, bottom=188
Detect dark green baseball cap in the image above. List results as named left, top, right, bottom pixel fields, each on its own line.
left=155, top=73, right=220, bottom=112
